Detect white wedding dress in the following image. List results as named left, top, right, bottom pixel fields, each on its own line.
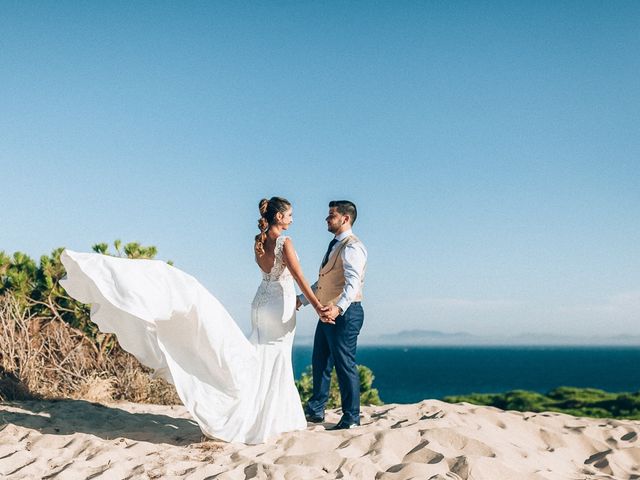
left=59, top=235, right=307, bottom=444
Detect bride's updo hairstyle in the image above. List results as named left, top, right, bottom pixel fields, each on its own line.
left=254, top=197, right=291, bottom=257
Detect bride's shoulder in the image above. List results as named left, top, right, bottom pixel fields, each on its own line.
left=276, top=235, right=294, bottom=252
left=276, top=234, right=289, bottom=244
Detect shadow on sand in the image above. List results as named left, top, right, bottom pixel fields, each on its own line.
left=0, top=398, right=203, bottom=446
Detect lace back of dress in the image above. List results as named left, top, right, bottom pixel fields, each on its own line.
left=262, top=236, right=291, bottom=282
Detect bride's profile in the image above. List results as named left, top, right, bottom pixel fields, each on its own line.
left=60, top=196, right=325, bottom=444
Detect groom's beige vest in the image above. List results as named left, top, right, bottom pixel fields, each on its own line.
left=316, top=235, right=366, bottom=306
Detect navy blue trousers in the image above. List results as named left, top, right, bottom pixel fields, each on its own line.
left=306, top=302, right=364, bottom=423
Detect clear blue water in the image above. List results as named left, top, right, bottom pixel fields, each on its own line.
left=292, top=345, right=640, bottom=403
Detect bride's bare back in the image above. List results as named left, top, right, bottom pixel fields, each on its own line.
left=256, top=236, right=279, bottom=274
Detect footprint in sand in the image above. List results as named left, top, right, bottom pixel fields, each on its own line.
left=449, top=455, right=470, bottom=478
left=495, top=419, right=507, bottom=429
left=420, top=410, right=445, bottom=420
left=584, top=448, right=612, bottom=470
left=402, top=441, right=445, bottom=464
left=540, top=428, right=566, bottom=450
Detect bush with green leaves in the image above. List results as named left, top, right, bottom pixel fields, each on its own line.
left=0, top=240, right=180, bottom=403
left=443, top=386, right=640, bottom=420
left=0, top=240, right=167, bottom=353
left=296, top=364, right=383, bottom=408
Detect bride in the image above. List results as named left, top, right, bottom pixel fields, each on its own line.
left=60, top=197, right=325, bottom=444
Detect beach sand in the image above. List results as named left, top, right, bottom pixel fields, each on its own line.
left=1, top=399, right=639, bottom=479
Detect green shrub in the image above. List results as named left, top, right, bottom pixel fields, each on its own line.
left=296, top=365, right=383, bottom=408
left=443, top=386, right=640, bottom=420
left=1, top=240, right=165, bottom=351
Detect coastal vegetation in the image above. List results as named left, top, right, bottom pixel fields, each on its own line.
left=295, top=365, right=383, bottom=408
left=443, top=387, right=640, bottom=420
left=0, top=241, right=179, bottom=404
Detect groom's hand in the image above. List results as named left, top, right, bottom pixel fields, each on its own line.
left=320, top=314, right=335, bottom=324
left=321, top=304, right=340, bottom=322
left=314, top=303, right=334, bottom=324
left=296, top=297, right=302, bottom=310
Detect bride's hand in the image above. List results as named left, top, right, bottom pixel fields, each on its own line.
left=315, top=303, right=335, bottom=324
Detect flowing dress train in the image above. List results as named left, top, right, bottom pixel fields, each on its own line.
left=59, top=235, right=306, bottom=444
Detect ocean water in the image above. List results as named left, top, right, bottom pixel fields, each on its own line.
left=292, top=345, right=640, bottom=404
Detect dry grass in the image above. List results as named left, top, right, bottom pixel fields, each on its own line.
left=0, top=292, right=180, bottom=405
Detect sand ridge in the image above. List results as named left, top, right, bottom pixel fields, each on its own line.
left=1, top=399, right=639, bottom=479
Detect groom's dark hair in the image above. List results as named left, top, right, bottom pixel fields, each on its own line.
left=329, top=200, right=357, bottom=225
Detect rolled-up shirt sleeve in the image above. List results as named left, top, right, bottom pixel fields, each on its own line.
left=298, top=282, right=317, bottom=306
left=336, top=242, right=367, bottom=313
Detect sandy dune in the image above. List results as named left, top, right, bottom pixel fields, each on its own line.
left=1, top=399, right=639, bottom=479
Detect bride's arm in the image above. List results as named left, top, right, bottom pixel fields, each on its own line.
left=282, top=238, right=324, bottom=316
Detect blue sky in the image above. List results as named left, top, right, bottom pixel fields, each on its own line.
left=2, top=1, right=639, bottom=339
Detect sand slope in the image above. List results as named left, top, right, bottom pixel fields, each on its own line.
left=1, top=399, right=639, bottom=479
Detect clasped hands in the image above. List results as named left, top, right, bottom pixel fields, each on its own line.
left=316, top=303, right=340, bottom=324
left=296, top=298, right=340, bottom=324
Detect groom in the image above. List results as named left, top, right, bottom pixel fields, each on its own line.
left=297, top=200, right=368, bottom=430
